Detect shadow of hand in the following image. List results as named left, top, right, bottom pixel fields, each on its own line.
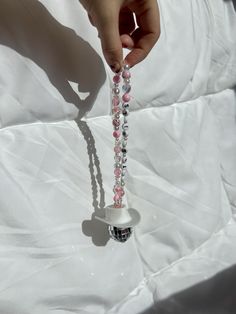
left=0, top=0, right=106, bottom=119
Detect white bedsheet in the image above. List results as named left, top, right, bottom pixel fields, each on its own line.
left=0, top=0, right=235, bottom=313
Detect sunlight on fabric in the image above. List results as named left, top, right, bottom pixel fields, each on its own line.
left=68, top=80, right=90, bottom=100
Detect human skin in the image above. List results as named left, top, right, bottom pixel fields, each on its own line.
left=79, top=0, right=161, bottom=72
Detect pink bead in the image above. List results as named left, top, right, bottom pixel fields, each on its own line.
left=113, top=194, right=121, bottom=202
left=122, top=93, right=131, bottom=103
left=115, top=186, right=124, bottom=196
left=113, top=131, right=120, bottom=138
left=112, top=107, right=120, bottom=114
left=122, top=70, right=131, bottom=79
left=114, top=168, right=121, bottom=176
left=114, top=145, right=121, bottom=153
left=112, top=119, right=120, bottom=127
left=113, top=75, right=121, bottom=84
left=112, top=96, right=120, bottom=106
left=114, top=203, right=122, bottom=208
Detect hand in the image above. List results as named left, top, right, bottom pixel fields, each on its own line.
left=80, top=0, right=160, bottom=72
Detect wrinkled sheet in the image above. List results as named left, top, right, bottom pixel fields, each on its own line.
left=0, top=0, right=236, bottom=313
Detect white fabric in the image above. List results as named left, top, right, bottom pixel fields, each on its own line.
left=0, top=0, right=236, bottom=313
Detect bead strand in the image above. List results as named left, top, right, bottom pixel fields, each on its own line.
left=112, top=65, right=131, bottom=208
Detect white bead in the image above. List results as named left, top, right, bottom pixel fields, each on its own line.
left=122, top=123, right=128, bottom=130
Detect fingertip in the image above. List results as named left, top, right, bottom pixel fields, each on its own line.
left=120, top=34, right=134, bottom=50
left=124, top=48, right=147, bottom=68
left=110, top=62, right=122, bottom=73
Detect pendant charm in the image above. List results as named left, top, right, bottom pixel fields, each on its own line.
left=95, top=205, right=141, bottom=243
left=108, top=226, right=132, bottom=243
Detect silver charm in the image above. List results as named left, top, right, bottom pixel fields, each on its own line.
left=95, top=205, right=140, bottom=243
left=108, top=225, right=132, bottom=243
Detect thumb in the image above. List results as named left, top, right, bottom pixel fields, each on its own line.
left=95, top=9, right=123, bottom=72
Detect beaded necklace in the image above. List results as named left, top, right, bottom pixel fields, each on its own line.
left=95, top=64, right=140, bottom=243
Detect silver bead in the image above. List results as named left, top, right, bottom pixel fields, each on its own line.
left=124, top=64, right=130, bottom=70
left=121, top=180, right=125, bottom=186
left=114, top=126, right=119, bottom=130
left=124, top=78, right=130, bottom=84
left=113, top=87, right=120, bottom=95
left=114, top=163, right=122, bottom=168
left=122, top=141, right=127, bottom=147
left=122, top=157, right=127, bottom=163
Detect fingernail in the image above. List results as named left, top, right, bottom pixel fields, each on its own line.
left=124, top=59, right=133, bottom=69
left=110, top=62, right=121, bottom=73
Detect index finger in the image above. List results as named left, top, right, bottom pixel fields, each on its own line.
left=125, top=0, right=160, bottom=67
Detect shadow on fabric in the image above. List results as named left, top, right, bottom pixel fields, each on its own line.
left=78, top=120, right=111, bottom=246
left=0, top=0, right=109, bottom=245
left=0, top=0, right=106, bottom=119
left=140, top=264, right=236, bottom=314
left=224, top=0, right=236, bottom=10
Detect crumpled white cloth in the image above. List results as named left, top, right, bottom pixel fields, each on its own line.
left=0, top=0, right=235, bottom=313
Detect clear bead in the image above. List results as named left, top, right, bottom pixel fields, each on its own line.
left=124, top=78, right=130, bottom=84
left=115, top=113, right=120, bottom=119
left=122, top=103, right=129, bottom=109
left=122, top=84, right=131, bottom=93
left=122, top=131, right=128, bottom=137
left=115, top=179, right=120, bottom=185
left=122, top=123, right=128, bottom=130
left=122, top=109, right=129, bottom=116
left=114, top=155, right=121, bottom=163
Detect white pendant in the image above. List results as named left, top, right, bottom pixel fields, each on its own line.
left=95, top=205, right=141, bottom=243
